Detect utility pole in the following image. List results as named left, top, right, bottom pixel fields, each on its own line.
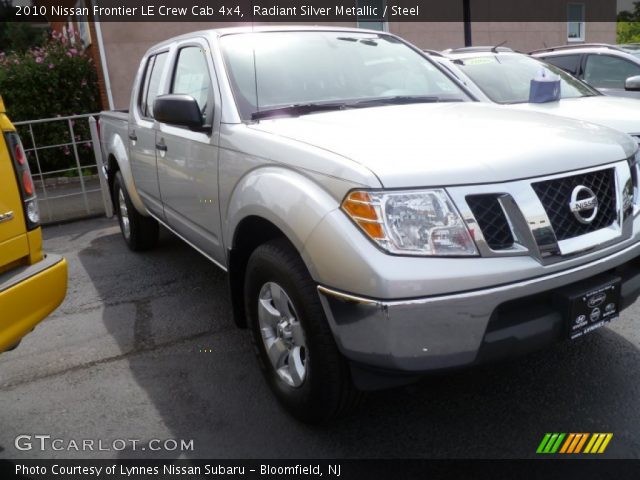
left=463, top=0, right=472, bottom=46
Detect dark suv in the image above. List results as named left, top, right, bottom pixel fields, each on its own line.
left=531, top=44, right=640, bottom=98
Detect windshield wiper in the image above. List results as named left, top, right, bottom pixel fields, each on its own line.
left=251, top=103, right=347, bottom=120
left=348, top=95, right=464, bottom=107
left=250, top=96, right=463, bottom=120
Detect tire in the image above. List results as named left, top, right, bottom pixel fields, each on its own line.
left=244, top=238, right=362, bottom=423
left=113, top=171, right=159, bottom=251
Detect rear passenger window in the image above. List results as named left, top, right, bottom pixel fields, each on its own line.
left=171, top=47, right=212, bottom=121
left=584, top=54, right=640, bottom=89
left=542, top=55, right=580, bottom=75
left=140, top=52, right=168, bottom=118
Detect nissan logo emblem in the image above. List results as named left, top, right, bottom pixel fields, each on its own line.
left=569, top=185, right=598, bottom=224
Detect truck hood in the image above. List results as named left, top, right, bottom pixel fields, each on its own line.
left=506, top=96, right=640, bottom=138
left=248, top=103, right=636, bottom=188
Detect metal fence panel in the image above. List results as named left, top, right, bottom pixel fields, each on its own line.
left=13, top=113, right=112, bottom=224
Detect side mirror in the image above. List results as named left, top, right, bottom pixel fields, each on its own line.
left=625, top=75, right=640, bottom=92
left=154, top=94, right=205, bottom=130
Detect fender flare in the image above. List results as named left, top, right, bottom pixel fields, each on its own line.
left=225, top=166, right=341, bottom=280
left=106, top=132, right=149, bottom=216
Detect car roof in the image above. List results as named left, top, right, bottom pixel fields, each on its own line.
left=423, top=49, right=445, bottom=57
left=530, top=43, right=623, bottom=54
left=441, top=46, right=515, bottom=54
left=619, top=43, right=640, bottom=51
left=530, top=43, right=640, bottom=60
left=441, top=50, right=525, bottom=61
left=148, top=25, right=392, bottom=50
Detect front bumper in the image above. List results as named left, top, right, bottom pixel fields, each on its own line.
left=0, top=254, right=67, bottom=351
left=317, top=240, right=640, bottom=383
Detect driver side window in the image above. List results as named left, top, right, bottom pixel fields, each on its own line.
left=171, top=46, right=212, bottom=122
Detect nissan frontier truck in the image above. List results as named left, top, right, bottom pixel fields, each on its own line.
left=100, top=27, right=640, bottom=422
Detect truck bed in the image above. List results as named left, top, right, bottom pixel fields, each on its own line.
left=101, top=110, right=129, bottom=121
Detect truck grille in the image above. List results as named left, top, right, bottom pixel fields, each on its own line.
left=467, top=194, right=514, bottom=250
left=531, top=168, right=617, bottom=241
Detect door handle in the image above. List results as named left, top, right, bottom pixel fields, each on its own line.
left=128, top=132, right=137, bottom=141
left=155, top=142, right=167, bottom=152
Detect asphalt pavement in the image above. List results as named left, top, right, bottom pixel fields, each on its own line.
left=1, top=217, right=639, bottom=459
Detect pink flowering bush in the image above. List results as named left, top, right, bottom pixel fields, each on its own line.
left=0, top=29, right=98, bottom=120
left=0, top=29, right=99, bottom=172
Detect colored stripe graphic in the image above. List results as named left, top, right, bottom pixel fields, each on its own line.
left=536, top=433, right=565, bottom=454
left=559, top=433, right=575, bottom=454
left=586, top=434, right=603, bottom=453
left=574, top=433, right=589, bottom=453
left=584, top=433, right=614, bottom=454
left=536, top=433, right=552, bottom=454
left=598, top=434, right=613, bottom=453
left=537, top=433, right=613, bottom=454
left=550, top=433, right=565, bottom=453
left=544, top=433, right=559, bottom=453
left=564, top=433, right=582, bottom=453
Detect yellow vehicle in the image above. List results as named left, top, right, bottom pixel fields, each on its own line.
left=0, top=95, right=67, bottom=352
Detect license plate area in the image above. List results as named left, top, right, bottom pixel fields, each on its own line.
left=553, top=275, right=621, bottom=340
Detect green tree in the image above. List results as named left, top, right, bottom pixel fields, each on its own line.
left=0, top=29, right=100, bottom=173
left=0, top=0, right=46, bottom=53
left=618, top=1, right=640, bottom=44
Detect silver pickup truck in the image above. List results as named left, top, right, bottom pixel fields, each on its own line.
left=100, top=26, right=640, bottom=422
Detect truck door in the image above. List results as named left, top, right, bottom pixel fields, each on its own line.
left=129, top=50, right=169, bottom=218
left=155, top=40, right=224, bottom=266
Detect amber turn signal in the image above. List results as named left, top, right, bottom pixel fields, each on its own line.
left=341, top=191, right=386, bottom=240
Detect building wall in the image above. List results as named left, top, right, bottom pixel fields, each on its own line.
left=388, top=22, right=465, bottom=50
left=470, top=22, right=616, bottom=52
left=470, top=0, right=616, bottom=20
left=394, top=0, right=616, bottom=52
left=390, top=21, right=615, bottom=52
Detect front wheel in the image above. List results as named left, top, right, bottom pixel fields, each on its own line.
left=244, top=238, right=362, bottom=423
left=113, top=171, right=158, bottom=251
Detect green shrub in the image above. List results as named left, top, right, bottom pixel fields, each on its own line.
left=618, top=21, right=640, bottom=44
left=618, top=2, right=640, bottom=44
left=0, top=0, right=46, bottom=54
left=0, top=29, right=100, bottom=175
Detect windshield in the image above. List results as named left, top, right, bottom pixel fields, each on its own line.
left=453, top=54, right=598, bottom=104
left=220, top=31, right=468, bottom=120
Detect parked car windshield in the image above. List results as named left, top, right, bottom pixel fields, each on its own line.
left=220, top=31, right=469, bottom=120
left=452, top=54, right=598, bottom=104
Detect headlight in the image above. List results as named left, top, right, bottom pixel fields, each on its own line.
left=342, top=189, right=478, bottom=256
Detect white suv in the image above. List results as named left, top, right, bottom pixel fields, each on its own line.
left=429, top=48, right=640, bottom=143
left=530, top=44, right=640, bottom=98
